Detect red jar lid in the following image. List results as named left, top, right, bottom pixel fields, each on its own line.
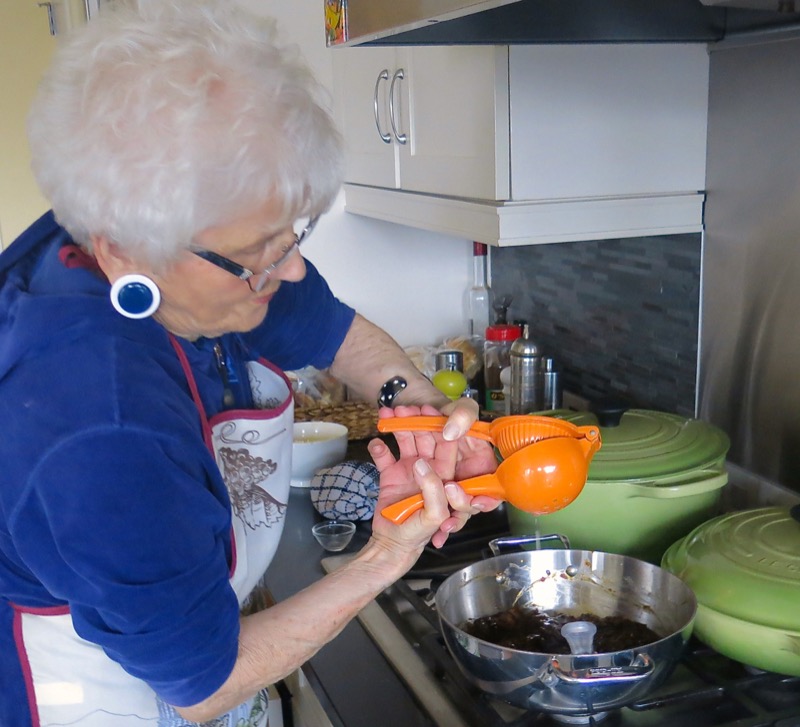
left=485, top=324, right=522, bottom=342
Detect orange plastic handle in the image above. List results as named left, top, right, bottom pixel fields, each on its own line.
left=380, top=474, right=506, bottom=524
left=376, top=416, right=494, bottom=443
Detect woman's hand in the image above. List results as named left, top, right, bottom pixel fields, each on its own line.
left=380, top=400, right=499, bottom=482
left=369, top=405, right=501, bottom=550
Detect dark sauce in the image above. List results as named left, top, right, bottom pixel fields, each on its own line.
left=462, top=604, right=661, bottom=654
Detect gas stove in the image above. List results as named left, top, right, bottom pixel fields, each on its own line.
left=322, top=508, right=800, bottom=727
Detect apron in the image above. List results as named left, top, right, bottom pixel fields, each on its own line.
left=13, top=336, right=294, bottom=727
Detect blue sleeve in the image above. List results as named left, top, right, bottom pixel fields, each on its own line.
left=246, top=259, right=356, bottom=370
left=10, top=429, right=240, bottom=707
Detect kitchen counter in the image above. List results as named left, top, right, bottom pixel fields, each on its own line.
left=262, top=440, right=436, bottom=727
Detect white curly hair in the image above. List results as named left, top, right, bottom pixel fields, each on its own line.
left=27, top=0, right=343, bottom=268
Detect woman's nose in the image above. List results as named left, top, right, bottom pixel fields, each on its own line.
left=275, top=247, right=306, bottom=283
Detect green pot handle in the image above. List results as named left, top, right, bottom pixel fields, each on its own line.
left=624, top=471, right=728, bottom=499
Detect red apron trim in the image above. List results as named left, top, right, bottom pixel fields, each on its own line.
left=167, top=333, right=236, bottom=577
left=11, top=603, right=70, bottom=616
left=167, top=334, right=214, bottom=453
left=11, top=605, right=44, bottom=727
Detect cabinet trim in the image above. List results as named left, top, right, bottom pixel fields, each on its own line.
left=343, top=184, right=704, bottom=246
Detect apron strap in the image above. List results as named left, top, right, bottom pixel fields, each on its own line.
left=167, top=333, right=237, bottom=578
left=167, top=333, right=214, bottom=454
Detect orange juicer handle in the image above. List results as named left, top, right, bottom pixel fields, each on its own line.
left=380, top=474, right=506, bottom=524
left=376, top=416, right=494, bottom=443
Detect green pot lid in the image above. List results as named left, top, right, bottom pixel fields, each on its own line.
left=547, top=409, right=730, bottom=482
left=662, top=507, right=800, bottom=631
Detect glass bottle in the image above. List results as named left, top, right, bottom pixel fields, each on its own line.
left=465, top=241, right=492, bottom=345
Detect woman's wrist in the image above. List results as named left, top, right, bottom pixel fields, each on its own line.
left=347, top=536, right=424, bottom=587
left=390, top=374, right=450, bottom=410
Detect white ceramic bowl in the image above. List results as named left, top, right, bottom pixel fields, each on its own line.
left=291, top=421, right=348, bottom=488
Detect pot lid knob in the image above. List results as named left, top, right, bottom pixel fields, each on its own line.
left=590, top=397, right=633, bottom=427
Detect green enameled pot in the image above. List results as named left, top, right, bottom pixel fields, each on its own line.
left=507, top=408, right=730, bottom=564
left=662, top=506, right=800, bottom=676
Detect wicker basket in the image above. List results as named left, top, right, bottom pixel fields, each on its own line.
left=294, top=400, right=380, bottom=441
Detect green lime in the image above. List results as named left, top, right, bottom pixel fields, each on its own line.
left=432, top=369, right=468, bottom=401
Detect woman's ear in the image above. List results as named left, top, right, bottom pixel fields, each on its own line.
left=91, top=234, right=138, bottom=283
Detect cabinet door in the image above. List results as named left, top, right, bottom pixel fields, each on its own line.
left=332, top=45, right=510, bottom=199
left=332, top=47, right=399, bottom=188
left=509, top=44, right=709, bottom=200
left=398, top=46, right=510, bottom=200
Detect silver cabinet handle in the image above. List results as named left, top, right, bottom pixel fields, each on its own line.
left=373, top=69, right=391, bottom=144
left=37, top=2, right=57, bottom=35
left=389, top=68, right=407, bottom=145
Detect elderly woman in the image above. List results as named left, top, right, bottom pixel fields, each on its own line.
left=0, top=2, right=498, bottom=726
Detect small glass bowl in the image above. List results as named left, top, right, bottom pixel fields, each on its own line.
left=312, top=520, right=356, bottom=552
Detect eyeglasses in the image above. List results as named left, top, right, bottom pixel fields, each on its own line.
left=190, top=215, right=320, bottom=293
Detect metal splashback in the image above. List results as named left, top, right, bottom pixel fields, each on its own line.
left=328, top=0, right=800, bottom=46
left=699, top=29, right=800, bottom=492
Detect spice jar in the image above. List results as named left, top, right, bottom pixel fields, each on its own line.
left=483, top=324, right=521, bottom=412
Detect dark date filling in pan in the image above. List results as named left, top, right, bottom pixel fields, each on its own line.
left=462, top=605, right=661, bottom=653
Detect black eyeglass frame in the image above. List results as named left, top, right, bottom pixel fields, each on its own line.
left=190, top=215, right=320, bottom=292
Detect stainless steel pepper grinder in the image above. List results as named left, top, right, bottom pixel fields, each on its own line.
left=541, top=356, right=563, bottom=410
left=509, top=324, right=544, bottom=414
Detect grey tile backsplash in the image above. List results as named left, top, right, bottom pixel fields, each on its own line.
left=490, top=233, right=701, bottom=417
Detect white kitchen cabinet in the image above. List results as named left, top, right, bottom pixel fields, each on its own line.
left=332, top=45, right=509, bottom=200
left=332, top=43, right=710, bottom=246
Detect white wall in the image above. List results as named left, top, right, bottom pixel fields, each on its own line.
left=0, top=1, right=57, bottom=246
left=236, top=0, right=475, bottom=347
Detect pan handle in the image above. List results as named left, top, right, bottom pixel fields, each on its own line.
left=549, top=654, right=654, bottom=685
left=489, top=533, right=571, bottom=556
left=464, top=652, right=654, bottom=696
left=624, top=471, right=728, bottom=499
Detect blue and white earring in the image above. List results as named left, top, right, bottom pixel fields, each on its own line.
left=109, top=274, right=161, bottom=319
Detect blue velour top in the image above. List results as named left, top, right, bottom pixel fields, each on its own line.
left=0, top=212, right=356, bottom=725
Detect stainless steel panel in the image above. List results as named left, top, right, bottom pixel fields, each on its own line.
left=700, top=31, right=800, bottom=491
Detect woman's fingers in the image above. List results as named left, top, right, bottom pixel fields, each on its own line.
left=367, top=437, right=396, bottom=472
left=413, top=459, right=450, bottom=525
left=438, top=397, right=480, bottom=441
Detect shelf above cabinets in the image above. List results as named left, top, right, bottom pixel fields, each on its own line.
left=331, top=43, right=710, bottom=246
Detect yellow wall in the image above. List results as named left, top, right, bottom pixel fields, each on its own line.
left=0, top=1, right=56, bottom=247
